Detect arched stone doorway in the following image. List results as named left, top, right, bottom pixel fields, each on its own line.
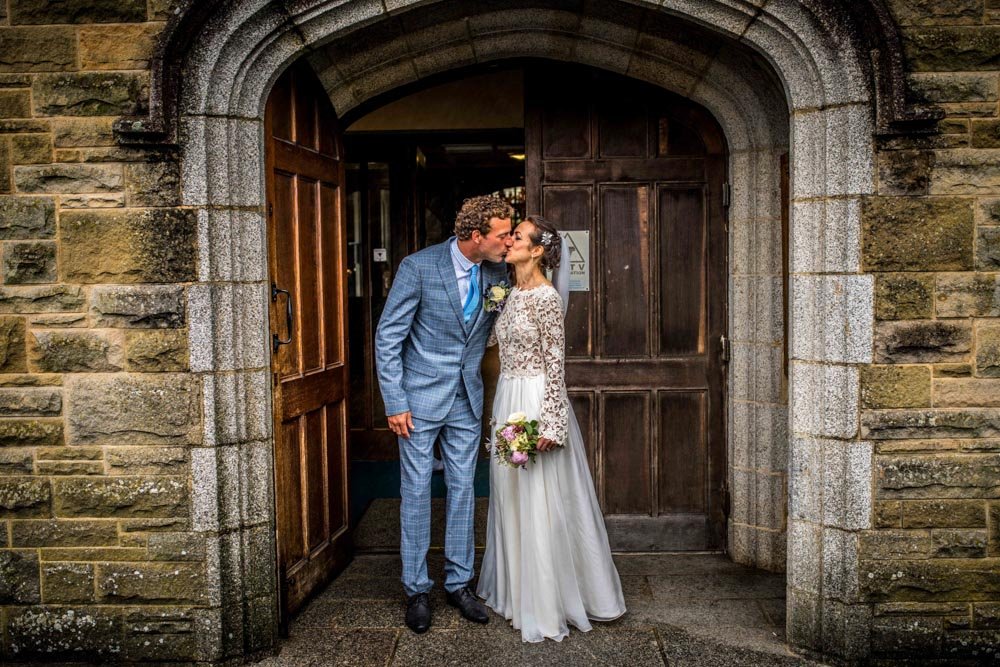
left=117, top=0, right=936, bottom=662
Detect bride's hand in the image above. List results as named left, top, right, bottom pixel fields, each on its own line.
left=537, top=437, right=558, bottom=452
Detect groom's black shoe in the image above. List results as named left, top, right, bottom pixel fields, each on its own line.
left=446, top=586, right=489, bottom=624
left=405, top=592, right=431, bottom=634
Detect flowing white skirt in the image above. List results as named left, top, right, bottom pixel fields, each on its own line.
left=477, top=373, right=626, bottom=642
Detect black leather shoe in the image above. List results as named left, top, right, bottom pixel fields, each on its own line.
left=446, top=586, right=489, bottom=624
left=405, top=592, right=431, bottom=634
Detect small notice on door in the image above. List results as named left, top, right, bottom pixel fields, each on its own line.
left=561, top=231, right=589, bottom=292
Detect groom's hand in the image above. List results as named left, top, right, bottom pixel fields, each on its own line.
left=388, top=411, right=415, bottom=439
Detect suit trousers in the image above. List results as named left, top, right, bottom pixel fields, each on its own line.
left=398, top=382, right=480, bottom=597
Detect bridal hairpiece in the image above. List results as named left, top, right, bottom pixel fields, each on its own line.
left=540, top=231, right=553, bottom=247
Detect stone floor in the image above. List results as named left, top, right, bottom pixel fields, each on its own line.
left=257, top=551, right=824, bottom=666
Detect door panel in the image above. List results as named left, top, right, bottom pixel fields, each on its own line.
left=527, top=64, right=727, bottom=551
left=265, top=62, right=351, bottom=622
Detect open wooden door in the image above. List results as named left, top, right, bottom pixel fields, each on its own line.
left=265, top=62, right=351, bottom=625
left=526, top=64, right=728, bottom=551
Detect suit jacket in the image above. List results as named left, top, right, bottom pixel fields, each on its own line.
left=375, top=238, right=506, bottom=422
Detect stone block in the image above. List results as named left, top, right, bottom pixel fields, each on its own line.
left=935, top=273, right=1000, bottom=317
left=860, top=529, right=928, bottom=558
left=98, top=562, right=207, bottom=604
left=125, top=161, right=181, bottom=207
left=148, top=532, right=206, bottom=562
left=51, top=118, right=116, bottom=148
left=862, top=559, right=1000, bottom=602
left=865, top=409, right=1000, bottom=441
left=990, top=502, right=1000, bottom=556
left=59, top=193, right=125, bottom=209
left=890, top=0, right=982, bottom=25
left=861, top=365, right=931, bottom=409
left=901, top=500, right=987, bottom=528
left=908, top=72, right=999, bottom=103
left=978, top=227, right=1000, bottom=270
left=874, top=273, right=933, bottom=320
left=877, top=149, right=932, bottom=195
left=931, top=149, right=1000, bottom=195
left=0, top=418, right=63, bottom=446
left=790, top=363, right=859, bottom=438
left=10, top=134, right=52, bottom=165
left=878, top=453, right=1000, bottom=498
left=0, top=447, right=32, bottom=473
left=11, top=0, right=146, bottom=23
left=41, top=562, right=95, bottom=604
left=0, top=549, right=40, bottom=603
left=106, top=446, right=188, bottom=475
left=5, top=607, right=123, bottom=661
left=80, top=24, right=159, bottom=70
left=934, top=378, right=1000, bottom=407
left=36, top=446, right=100, bottom=460
left=0, top=90, right=30, bottom=118
left=33, top=72, right=149, bottom=117
left=14, top=163, right=122, bottom=194
left=10, top=519, right=118, bottom=547
left=931, top=529, right=987, bottom=558
left=823, top=441, right=873, bottom=530
left=972, top=119, right=1000, bottom=149
left=976, top=325, right=1000, bottom=377
left=2, top=240, right=56, bottom=283
left=53, top=476, right=187, bottom=518
left=125, top=330, right=188, bottom=372
left=904, top=27, right=1000, bottom=71
left=0, top=27, right=76, bottom=73
left=874, top=501, right=902, bottom=528
left=29, top=329, right=124, bottom=373
left=874, top=321, right=971, bottom=363
left=861, top=197, right=974, bottom=271
left=871, top=615, right=944, bottom=658
left=36, top=460, right=103, bottom=475
left=66, top=374, right=201, bottom=445
left=123, top=609, right=201, bottom=662
left=937, top=362, right=972, bottom=377
left=90, top=285, right=186, bottom=328
left=0, top=315, right=27, bottom=372
left=0, top=285, right=84, bottom=313
left=0, top=387, right=60, bottom=416
left=0, top=477, right=50, bottom=517
left=0, top=196, right=55, bottom=239
left=61, top=209, right=196, bottom=283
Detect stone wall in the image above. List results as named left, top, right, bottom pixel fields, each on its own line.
left=859, top=0, right=1000, bottom=661
left=0, top=2, right=209, bottom=662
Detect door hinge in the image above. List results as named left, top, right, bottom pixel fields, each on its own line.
left=268, top=202, right=273, bottom=216
left=722, top=183, right=731, bottom=207
left=719, top=334, right=730, bottom=364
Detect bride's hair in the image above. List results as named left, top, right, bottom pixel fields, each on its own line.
left=523, top=216, right=562, bottom=271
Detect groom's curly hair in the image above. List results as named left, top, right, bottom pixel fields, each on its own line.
left=454, top=194, right=514, bottom=240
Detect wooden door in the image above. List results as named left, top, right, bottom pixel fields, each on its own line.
left=526, top=65, right=728, bottom=551
left=265, top=63, right=351, bottom=622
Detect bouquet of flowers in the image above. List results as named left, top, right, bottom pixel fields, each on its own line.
left=491, top=411, right=539, bottom=469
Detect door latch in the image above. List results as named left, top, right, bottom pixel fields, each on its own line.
left=272, top=283, right=293, bottom=353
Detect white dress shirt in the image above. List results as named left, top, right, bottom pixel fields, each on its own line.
left=449, top=237, right=481, bottom=306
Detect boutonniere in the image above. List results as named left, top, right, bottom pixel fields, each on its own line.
left=483, top=280, right=512, bottom=313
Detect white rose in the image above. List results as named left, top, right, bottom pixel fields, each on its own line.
left=490, top=285, right=506, bottom=301
left=507, top=411, right=527, bottom=423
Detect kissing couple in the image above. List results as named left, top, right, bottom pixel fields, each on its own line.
left=375, top=194, right=626, bottom=642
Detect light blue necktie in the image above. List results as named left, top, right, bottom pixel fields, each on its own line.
left=462, top=264, right=480, bottom=322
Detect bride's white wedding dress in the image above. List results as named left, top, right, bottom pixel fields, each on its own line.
left=476, top=284, right=626, bottom=642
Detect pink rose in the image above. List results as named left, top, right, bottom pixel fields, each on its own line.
left=510, top=451, right=529, bottom=465
left=501, top=426, right=516, bottom=441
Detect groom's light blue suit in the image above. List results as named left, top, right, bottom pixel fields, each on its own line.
left=375, top=238, right=506, bottom=596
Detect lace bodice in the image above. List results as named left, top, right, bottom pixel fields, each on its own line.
left=490, top=284, right=569, bottom=444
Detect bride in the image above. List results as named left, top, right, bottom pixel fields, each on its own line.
left=476, top=215, right=626, bottom=642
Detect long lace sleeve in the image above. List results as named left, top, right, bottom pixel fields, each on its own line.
left=531, top=287, right=569, bottom=444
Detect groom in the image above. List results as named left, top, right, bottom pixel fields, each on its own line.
left=375, top=194, right=514, bottom=634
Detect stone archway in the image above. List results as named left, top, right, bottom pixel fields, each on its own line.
left=117, top=0, right=938, bottom=662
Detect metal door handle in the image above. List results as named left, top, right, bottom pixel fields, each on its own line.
left=272, top=283, right=293, bottom=352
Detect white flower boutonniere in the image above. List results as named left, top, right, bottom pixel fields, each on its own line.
left=483, top=280, right=512, bottom=313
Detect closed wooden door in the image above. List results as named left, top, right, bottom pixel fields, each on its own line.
left=526, top=65, right=728, bottom=551
left=265, top=63, right=351, bottom=621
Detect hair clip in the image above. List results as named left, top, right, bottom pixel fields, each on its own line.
left=540, top=231, right=553, bottom=247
